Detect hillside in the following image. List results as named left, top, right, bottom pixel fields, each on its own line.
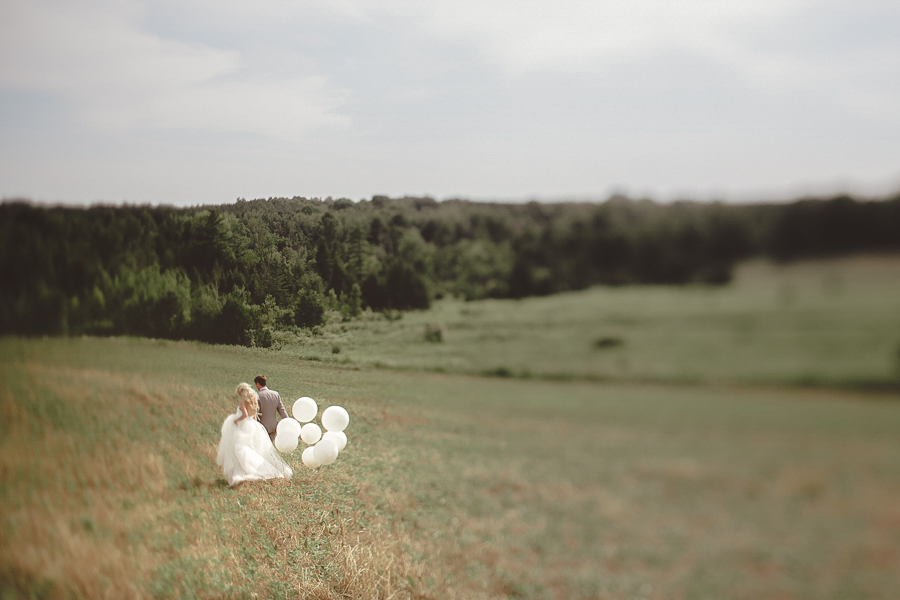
left=2, top=257, right=900, bottom=598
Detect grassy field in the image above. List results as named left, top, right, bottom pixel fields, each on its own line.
left=289, top=255, right=900, bottom=387
left=2, top=256, right=900, bottom=599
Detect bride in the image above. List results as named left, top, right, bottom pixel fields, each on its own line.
left=217, top=382, right=293, bottom=487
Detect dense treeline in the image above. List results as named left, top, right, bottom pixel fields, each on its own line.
left=2, top=193, right=899, bottom=346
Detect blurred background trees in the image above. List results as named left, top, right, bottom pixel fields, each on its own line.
left=2, top=192, right=898, bottom=346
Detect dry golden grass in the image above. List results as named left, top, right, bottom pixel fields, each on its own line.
left=0, top=367, right=171, bottom=598
left=0, top=356, right=439, bottom=599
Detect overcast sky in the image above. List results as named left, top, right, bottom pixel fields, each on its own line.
left=2, top=0, right=899, bottom=206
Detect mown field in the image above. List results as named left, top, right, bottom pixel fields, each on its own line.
left=1, top=256, right=900, bottom=599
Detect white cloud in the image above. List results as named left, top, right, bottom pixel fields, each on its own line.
left=0, top=0, right=349, bottom=137
left=0, top=1, right=238, bottom=96
left=332, top=0, right=804, bottom=74
left=692, top=26, right=900, bottom=125
left=358, top=0, right=899, bottom=124
left=135, top=76, right=349, bottom=138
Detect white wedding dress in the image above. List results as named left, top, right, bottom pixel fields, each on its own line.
left=217, top=408, right=293, bottom=487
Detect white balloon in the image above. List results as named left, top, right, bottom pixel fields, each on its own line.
left=313, top=438, right=339, bottom=465
left=274, top=432, right=299, bottom=453
left=300, top=422, right=322, bottom=445
left=276, top=417, right=302, bottom=437
left=322, top=406, right=350, bottom=432
left=301, top=445, right=320, bottom=468
left=292, top=397, right=318, bottom=423
left=322, top=430, right=347, bottom=451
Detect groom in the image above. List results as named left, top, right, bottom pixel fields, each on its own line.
left=254, top=375, right=288, bottom=442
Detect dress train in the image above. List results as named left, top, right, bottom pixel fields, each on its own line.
left=217, top=409, right=293, bottom=487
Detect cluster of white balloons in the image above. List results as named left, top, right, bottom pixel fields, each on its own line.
left=273, top=396, right=350, bottom=469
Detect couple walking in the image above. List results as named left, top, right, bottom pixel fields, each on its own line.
left=216, top=375, right=293, bottom=487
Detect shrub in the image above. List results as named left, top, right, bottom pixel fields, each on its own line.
left=423, top=322, right=446, bottom=343
left=593, top=336, right=624, bottom=349
left=294, top=289, right=326, bottom=329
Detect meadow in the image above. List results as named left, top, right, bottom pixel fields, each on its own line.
left=1, top=255, right=899, bottom=599
left=287, top=255, right=900, bottom=387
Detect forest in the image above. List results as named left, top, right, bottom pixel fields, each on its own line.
left=2, top=192, right=899, bottom=346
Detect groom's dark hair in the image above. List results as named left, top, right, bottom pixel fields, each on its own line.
left=254, top=375, right=267, bottom=387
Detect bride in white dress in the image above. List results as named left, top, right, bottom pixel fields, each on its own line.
left=217, top=382, right=293, bottom=487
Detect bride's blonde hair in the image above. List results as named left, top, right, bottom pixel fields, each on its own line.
left=236, top=382, right=259, bottom=414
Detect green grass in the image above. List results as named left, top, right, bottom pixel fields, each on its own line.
left=2, top=336, right=900, bottom=599
left=2, top=255, right=900, bottom=599
left=289, top=255, right=900, bottom=387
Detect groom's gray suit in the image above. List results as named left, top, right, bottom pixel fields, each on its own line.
left=257, top=386, right=288, bottom=441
